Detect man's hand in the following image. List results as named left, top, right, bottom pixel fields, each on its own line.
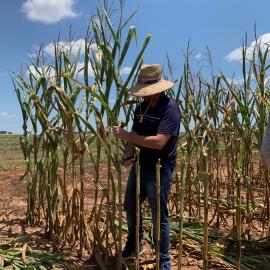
left=120, top=155, right=135, bottom=166
left=112, top=125, right=129, bottom=140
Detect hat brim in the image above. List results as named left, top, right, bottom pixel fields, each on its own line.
left=128, top=79, right=174, bottom=97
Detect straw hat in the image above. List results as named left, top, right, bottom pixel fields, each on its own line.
left=128, top=64, right=174, bottom=97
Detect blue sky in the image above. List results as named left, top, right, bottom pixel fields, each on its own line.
left=1, top=0, right=270, bottom=133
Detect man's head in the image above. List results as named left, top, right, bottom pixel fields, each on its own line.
left=128, top=64, right=174, bottom=97
left=142, top=93, right=161, bottom=106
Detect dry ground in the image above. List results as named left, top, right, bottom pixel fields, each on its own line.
left=0, top=147, right=269, bottom=269
left=0, top=167, right=206, bottom=270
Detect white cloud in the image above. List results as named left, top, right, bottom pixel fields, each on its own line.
left=75, top=62, right=86, bottom=77
left=264, top=75, right=270, bottom=86
left=22, top=0, right=78, bottom=24
left=225, top=33, right=270, bottom=62
left=0, top=112, right=16, bottom=118
left=225, top=73, right=258, bottom=86
left=44, top=42, right=61, bottom=57
left=195, top=53, right=202, bottom=60
left=120, top=67, right=131, bottom=76
left=71, top=64, right=130, bottom=78
left=43, top=39, right=97, bottom=57
left=226, top=77, right=245, bottom=86
left=27, top=60, right=94, bottom=79
left=27, top=65, right=55, bottom=78
left=76, top=62, right=94, bottom=77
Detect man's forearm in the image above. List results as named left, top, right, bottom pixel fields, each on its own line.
left=112, top=126, right=170, bottom=150
left=122, top=132, right=164, bottom=150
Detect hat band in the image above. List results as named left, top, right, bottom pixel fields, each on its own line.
left=138, top=79, right=161, bottom=85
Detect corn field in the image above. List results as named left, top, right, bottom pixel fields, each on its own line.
left=11, top=2, right=270, bottom=270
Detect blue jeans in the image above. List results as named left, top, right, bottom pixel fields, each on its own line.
left=124, top=166, right=173, bottom=263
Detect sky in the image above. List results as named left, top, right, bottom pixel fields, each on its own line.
left=1, top=0, right=270, bottom=134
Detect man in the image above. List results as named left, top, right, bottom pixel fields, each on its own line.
left=112, top=64, right=180, bottom=270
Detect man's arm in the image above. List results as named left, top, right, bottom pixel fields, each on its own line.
left=112, top=126, right=171, bottom=150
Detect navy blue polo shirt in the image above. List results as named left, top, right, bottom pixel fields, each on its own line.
left=132, top=92, right=181, bottom=171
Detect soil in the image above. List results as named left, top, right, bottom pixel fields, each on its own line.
left=0, top=160, right=269, bottom=270
left=0, top=168, right=205, bottom=270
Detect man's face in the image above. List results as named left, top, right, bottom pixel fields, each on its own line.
left=142, top=93, right=161, bottom=105
left=143, top=95, right=153, bottom=103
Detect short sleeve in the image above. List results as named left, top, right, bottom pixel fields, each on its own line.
left=157, top=104, right=180, bottom=136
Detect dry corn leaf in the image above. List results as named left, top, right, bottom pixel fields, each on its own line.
left=22, top=243, right=29, bottom=264
left=0, top=255, right=4, bottom=267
